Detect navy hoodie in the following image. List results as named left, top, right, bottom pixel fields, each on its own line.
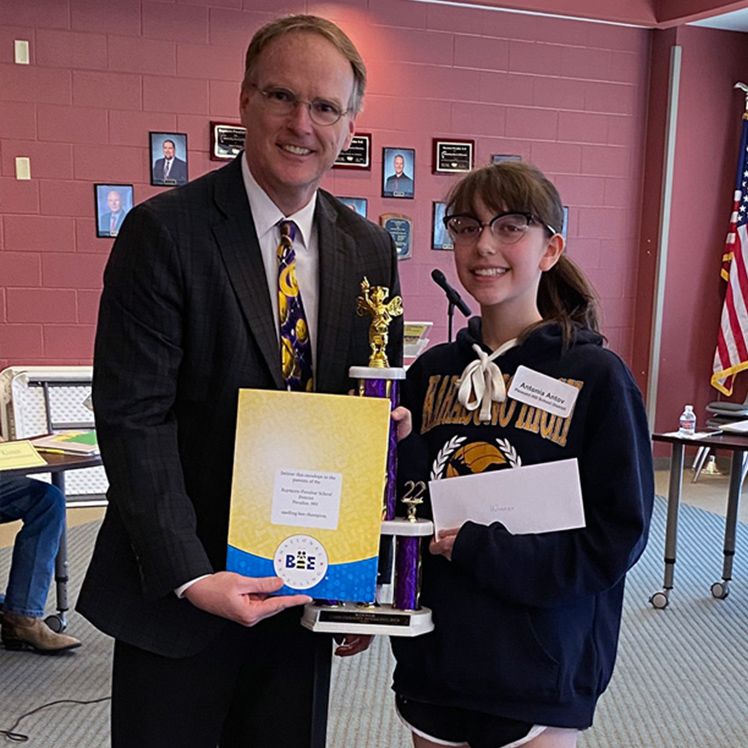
left=391, top=319, right=654, bottom=729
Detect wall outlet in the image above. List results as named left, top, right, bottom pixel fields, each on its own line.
left=14, top=40, right=30, bottom=65
left=15, top=157, right=31, bottom=180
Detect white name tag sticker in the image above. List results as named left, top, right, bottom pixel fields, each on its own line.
left=507, top=365, right=579, bottom=418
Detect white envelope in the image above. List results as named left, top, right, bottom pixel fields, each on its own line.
left=429, top=458, right=585, bottom=536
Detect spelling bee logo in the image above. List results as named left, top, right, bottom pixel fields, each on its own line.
left=273, top=535, right=327, bottom=589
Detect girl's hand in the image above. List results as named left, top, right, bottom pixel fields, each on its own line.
left=391, top=405, right=412, bottom=441
left=429, top=528, right=459, bottom=561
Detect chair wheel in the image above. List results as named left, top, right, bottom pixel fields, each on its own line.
left=710, top=582, right=729, bottom=600
left=44, top=614, right=66, bottom=633
left=649, top=591, right=669, bottom=609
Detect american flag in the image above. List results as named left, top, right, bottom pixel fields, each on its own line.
left=712, top=114, right=748, bottom=395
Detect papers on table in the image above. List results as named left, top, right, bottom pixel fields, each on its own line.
left=715, top=419, right=748, bottom=434
left=404, top=320, right=433, bottom=359
left=0, top=440, right=48, bottom=471
left=429, top=458, right=585, bottom=536
left=30, top=430, right=99, bottom=455
left=660, top=430, right=723, bottom=439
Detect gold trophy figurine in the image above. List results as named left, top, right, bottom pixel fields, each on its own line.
left=356, top=277, right=404, bottom=368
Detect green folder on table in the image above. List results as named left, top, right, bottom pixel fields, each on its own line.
left=31, top=430, right=99, bottom=456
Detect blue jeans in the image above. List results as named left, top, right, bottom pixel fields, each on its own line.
left=0, top=477, right=65, bottom=617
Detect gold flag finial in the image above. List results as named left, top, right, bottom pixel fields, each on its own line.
left=356, top=277, right=403, bottom=368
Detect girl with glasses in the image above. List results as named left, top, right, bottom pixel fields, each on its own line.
left=390, top=161, right=654, bottom=748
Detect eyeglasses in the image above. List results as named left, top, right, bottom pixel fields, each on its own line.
left=443, top=212, right=557, bottom=246
left=250, top=84, right=350, bottom=126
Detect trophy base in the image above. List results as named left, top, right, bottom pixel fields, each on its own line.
left=381, top=518, right=434, bottom=536
left=301, top=602, right=434, bottom=637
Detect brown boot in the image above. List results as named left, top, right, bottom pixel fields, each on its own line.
left=1, top=613, right=81, bottom=654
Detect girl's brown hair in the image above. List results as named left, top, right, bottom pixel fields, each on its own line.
left=445, top=161, right=600, bottom=344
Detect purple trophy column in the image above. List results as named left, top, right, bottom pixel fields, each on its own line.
left=394, top=536, right=420, bottom=610
left=361, top=378, right=399, bottom=520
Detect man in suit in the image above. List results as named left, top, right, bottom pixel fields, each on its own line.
left=98, top=189, right=128, bottom=237
left=152, top=138, right=188, bottom=186
left=78, top=13, right=402, bottom=748
left=384, top=153, right=414, bottom=196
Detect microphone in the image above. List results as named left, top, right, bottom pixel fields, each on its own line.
left=431, top=269, right=471, bottom=317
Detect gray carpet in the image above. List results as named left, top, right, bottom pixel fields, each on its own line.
left=1, top=497, right=746, bottom=747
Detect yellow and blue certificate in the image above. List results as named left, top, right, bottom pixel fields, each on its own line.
left=226, top=389, right=390, bottom=602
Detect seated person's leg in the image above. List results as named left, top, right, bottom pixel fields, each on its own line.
left=0, top=478, right=81, bottom=653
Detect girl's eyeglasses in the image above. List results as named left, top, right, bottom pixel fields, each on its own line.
left=443, top=212, right=557, bottom=246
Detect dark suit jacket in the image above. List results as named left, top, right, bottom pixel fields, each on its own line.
left=384, top=173, right=414, bottom=196
left=78, top=156, right=402, bottom=657
left=153, top=156, right=188, bottom=185
left=98, top=210, right=126, bottom=236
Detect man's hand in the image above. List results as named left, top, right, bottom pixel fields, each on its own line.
left=334, top=634, right=373, bottom=657
left=429, top=528, right=459, bottom=561
left=183, top=572, right=311, bottom=627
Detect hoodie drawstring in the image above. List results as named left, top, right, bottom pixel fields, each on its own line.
left=456, top=338, right=518, bottom=422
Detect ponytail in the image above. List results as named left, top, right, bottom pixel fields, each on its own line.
left=534, top=254, right=600, bottom=345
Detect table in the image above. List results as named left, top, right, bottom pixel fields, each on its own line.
left=1, top=450, right=102, bottom=631
left=650, top=431, right=748, bottom=608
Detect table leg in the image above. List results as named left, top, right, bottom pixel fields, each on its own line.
left=710, top=450, right=745, bottom=600
left=650, top=442, right=684, bottom=609
left=310, top=634, right=332, bottom=748
left=48, top=472, right=69, bottom=631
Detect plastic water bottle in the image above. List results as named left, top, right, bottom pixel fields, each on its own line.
left=678, top=404, right=696, bottom=436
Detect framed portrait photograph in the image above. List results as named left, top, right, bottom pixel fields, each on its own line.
left=338, top=196, right=368, bottom=218
left=382, top=147, right=415, bottom=199
left=432, top=202, right=454, bottom=251
left=210, top=121, right=246, bottom=161
left=150, top=132, right=188, bottom=187
left=380, top=213, right=413, bottom=260
left=334, top=133, right=371, bottom=170
left=491, top=154, right=522, bottom=164
left=95, top=184, right=133, bottom=238
left=433, top=138, right=474, bottom=174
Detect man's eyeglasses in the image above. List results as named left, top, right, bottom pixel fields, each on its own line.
left=443, top=212, right=557, bottom=246
left=250, top=84, right=350, bottom=126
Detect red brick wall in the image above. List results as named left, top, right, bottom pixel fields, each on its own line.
left=0, top=0, right=651, bottom=369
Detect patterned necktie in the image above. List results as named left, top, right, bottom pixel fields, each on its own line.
left=110, top=214, right=117, bottom=235
left=277, top=220, right=313, bottom=392
left=164, top=160, right=171, bottom=179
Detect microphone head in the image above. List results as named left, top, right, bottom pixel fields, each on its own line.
left=431, top=268, right=446, bottom=284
